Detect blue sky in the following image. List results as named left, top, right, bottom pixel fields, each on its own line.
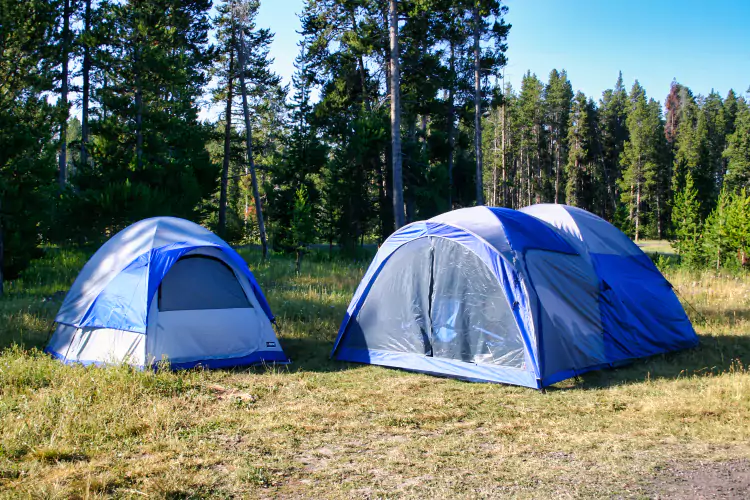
left=257, top=0, right=750, bottom=104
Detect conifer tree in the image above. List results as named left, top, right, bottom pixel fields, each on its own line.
left=0, top=0, right=60, bottom=287
left=565, top=92, right=597, bottom=209
left=598, top=72, right=629, bottom=219
left=231, top=0, right=282, bottom=256
left=517, top=72, right=545, bottom=205
left=703, top=188, right=732, bottom=269
left=620, top=81, right=666, bottom=240
left=672, top=171, right=702, bottom=267
left=724, top=96, right=750, bottom=191
left=544, top=69, right=573, bottom=203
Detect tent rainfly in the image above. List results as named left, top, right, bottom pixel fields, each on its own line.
left=331, top=205, right=697, bottom=389
left=47, top=217, right=287, bottom=369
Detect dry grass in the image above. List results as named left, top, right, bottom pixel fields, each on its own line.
left=0, top=248, right=748, bottom=498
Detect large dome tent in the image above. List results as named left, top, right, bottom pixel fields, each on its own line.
left=47, top=217, right=287, bottom=369
left=331, top=206, right=697, bottom=389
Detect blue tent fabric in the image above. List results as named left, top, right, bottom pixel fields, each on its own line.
left=333, top=206, right=698, bottom=388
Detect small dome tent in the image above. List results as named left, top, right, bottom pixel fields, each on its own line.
left=331, top=206, right=697, bottom=389
left=47, top=217, right=287, bottom=369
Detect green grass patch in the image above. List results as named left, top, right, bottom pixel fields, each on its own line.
left=0, top=247, right=748, bottom=497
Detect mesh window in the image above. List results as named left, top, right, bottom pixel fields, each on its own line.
left=158, top=256, right=252, bottom=312
left=429, top=238, right=525, bottom=367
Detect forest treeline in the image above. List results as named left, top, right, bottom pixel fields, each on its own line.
left=1, top=0, right=750, bottom=292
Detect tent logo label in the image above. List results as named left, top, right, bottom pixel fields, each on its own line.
left=266, top=342, right=276, bottom=348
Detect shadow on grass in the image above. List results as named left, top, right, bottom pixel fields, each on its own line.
left=557, top=333, right=750, bottom=391
left=278, top=337, right=352, bottom=374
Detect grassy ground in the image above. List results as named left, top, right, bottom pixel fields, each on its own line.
left=0, top=247, right=749, bottom=498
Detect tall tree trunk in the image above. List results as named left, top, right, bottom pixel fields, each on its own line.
left=492, top=107, right=498, bottom=206
left=501, top=101, right=507, bottom=206
left=348, top=10, right=371, bottom=112
left=554, top=131, right=561, bottom=203
left=389, top=0, right=405, bottom=229
left=58, top=0, right=71, bottom=188
left=382, top=19, right=394, bottom=242
left=656, top=189, right=662, bottom=239
left=135, top=48, right=143, bottom=170
left=237, top=30, right=268, bottom=259
left=219, top=49, right=233, bottom=237
left=447, top=41, right=456, bottom=209
left=635, top=179, right=641, bottom=242
left=472, top=4, right=483, bottom=205
left=81, top=0, right=91, bottom=166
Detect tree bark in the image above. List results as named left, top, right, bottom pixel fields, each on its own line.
left=381, top=17, right=394, bottom=242
left=447, top=41, right=456, bottom=209
left=348, top=9, right=371, bottom=112
left=135, top=48, right=143, bottom=170
left=492, top=106, right=498, bottom=206
left=237, top=30, right=268, bottom=259
left=389, top=0, right=405, bottom=229
left=219, top=48, right=233, bottom=237
left=473, top=4, right=484, bottom=206
left=80, top=0, right=91, bottom=167
left=635, top=180, right=641, bottom=242
left=554, top=125, right=561, bottom=203
left=58, top=0, right=71, bottom=188
left=501, top=101, right=507, bottom=206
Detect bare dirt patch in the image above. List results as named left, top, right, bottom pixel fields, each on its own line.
left=650, top=459, right=750, bottom=499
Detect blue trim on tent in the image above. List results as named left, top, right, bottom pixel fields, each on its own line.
left=337, top=347, right=539, bottom=389
left=45, top=347, right=288, bottom=371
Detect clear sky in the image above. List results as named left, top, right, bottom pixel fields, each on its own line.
left=257, top=0, right=750, bottom=104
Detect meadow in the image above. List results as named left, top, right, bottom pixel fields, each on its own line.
left=0, top=246, right=749, bottom=498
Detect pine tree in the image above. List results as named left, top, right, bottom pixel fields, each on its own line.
left=517, top=71, right=545, bottom=205
left=620, top=81, right=666, bottom=240
left=671, top=172, right=702, bottom=267
left=673, top=91, right=715, bottom=216
left=703, top=188, right=732, bottom=269
left=291, top=186, right=315, bottom=274
left=467, top=0, right=509, bottom=206
left=724, top=96, right=750, bottom=191
left=389, top=0, right=405, bottom=227
left=544, top=69, right=573, bottom=203
left=268, top=50, right=326, bottom=252
left=565, top=92, right=597, bottom=209
left=0, top=0, right=60, bottom=287
left=598, top=72, right=628, bottom=220
left=73, top=0, right=217, bottom=236
left=664, top=79, right=686, bottom=146
left=231, top=0, right=282, bottom=256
